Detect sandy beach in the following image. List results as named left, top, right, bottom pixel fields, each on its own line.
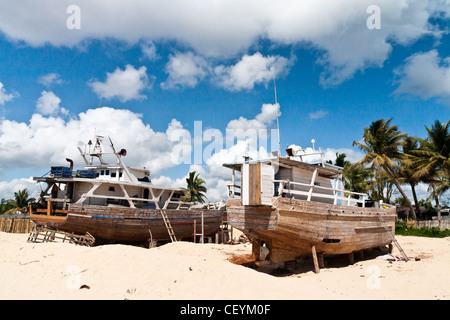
left=1, top=232, right=449, bottom=300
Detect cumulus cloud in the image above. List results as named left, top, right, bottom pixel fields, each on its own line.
left=214, top=52, right=294, bottom=91
left=0, top=82, right=16, bottom=106
left=36, top=91, right=68, bottom=116
left=161, top=52, right=210, bottom=89
left=161, top=51, right=294, bottom=90
left=0, top=1, right=445, bottom=86
left=0, top=177, right=40, bottom=201
left=89, top=65, right=151, bottom=102
left=0, top=107, right=191, bottom=175
left=227, top=103, right=280, bottom=130
left=394, top=50, right=450, bottom=101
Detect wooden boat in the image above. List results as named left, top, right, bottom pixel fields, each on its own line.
left=28, top=135, right=225, bottom=244
left=224, top=146, right=397, bottom=268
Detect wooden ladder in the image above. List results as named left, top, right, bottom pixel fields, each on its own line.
left=160, top=210, right=177, bottom=242
left=378, top=215, right=408, bottom=261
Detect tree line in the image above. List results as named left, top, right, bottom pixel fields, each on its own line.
left=332, top=118, right=448, bottom=220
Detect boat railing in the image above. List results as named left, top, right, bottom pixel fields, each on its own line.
left=275, top=179, right=368, bottom=207
left=226, top=183, right=241, bottom=198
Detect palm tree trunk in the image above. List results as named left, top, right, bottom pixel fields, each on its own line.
left=382, top=165, right=417, bottom=220
left=409, top=182, right=421, bottom=218
left=431, top=182, right=442, bottom=223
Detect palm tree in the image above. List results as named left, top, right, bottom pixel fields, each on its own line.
left=181, top=171, right=208, bottom=204
left=334, top=152, right=349, bottom=168
left=352, top=118, right=416, bottom=219
left=342, top=162, right=372, bottom=194
left=4, top=189, right=35, bottom=214
left=368, top=169, right=397, bottom=204
left=411, top=120, right=450, bottom=221
left=399, top=136, right=422, bottom=217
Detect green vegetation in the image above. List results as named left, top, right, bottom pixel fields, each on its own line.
left=328, top=119, right=449, bottom=221
left=0, top=189, right=35, bottom=214
left=395, top=221, right=450, bottom=238
left=352, top=118, right=416, bottom=219
left=181, top=171, right=208, bottom=204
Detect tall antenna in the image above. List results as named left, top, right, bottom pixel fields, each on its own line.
left=274, top=72, right=281, bottom=157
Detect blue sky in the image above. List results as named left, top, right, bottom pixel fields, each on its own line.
left=0, top=0, right=449, bottom=201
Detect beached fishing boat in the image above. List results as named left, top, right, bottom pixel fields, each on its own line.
left=224, top=146, right=399, bottom=270
left=28, top=135, right=225, bottom=245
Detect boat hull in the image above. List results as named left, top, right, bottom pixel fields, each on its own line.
left=227, top=197, right=396, bottom=263
left=30, top=204, right=225, bottom=243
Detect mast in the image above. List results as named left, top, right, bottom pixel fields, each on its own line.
left=274, top=73, right=281, bottom=157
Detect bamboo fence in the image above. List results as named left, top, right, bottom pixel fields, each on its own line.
left=0, top=216, right=34, bottom=233
left=416, top=219, right=450, bottom=230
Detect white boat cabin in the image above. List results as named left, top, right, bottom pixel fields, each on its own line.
left=224, top=147, right=369, bottom=207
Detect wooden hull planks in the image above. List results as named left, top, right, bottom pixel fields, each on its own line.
left=227, top=197, right=396, bottom=263
left=30, top=204, right=225, bottom=243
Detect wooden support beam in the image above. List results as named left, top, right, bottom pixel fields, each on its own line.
left=47, top=200, right=52, bottom=216
left=193, top=220, right=196, bottom=243
left=252, top=240, right=261, bottom=261
left=318, top=253, right=324, bottom=269
left=348, top=252, right=355, bottom=265
left=311, top=245, right=320, bottom=274
left=356, top=250, right=364, bottom=261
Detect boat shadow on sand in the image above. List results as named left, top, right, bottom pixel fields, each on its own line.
left=230, top=246, right=392, bottom=277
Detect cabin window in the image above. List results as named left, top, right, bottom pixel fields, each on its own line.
left=101, top=170, right=104, bottom=175
left=314, top=182, right=321, bottom=186
left=106, top=170, right=110, bottom=175
left=119, top=171, right=123, bottom=178
left=108, top=187, right=115, bottom=192
left=111, top=172, right=117, bottom=178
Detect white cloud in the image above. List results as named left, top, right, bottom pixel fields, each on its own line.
left=0, top=107, right=192, bottom=176
left=89, top=65, right=151, bottom=102
left=140, top=40, right=158, bottom=61
left=0, top=0, right=445, bottom=86
left=36, top=91, right=68, bottom=116
left=394, top=50, right=450, bottom=101
left=309, top=110, right=329, bottom=120
left=227, top=103, right=280, bottom=130
left=214, top=52, right=294, bottom=91
left=161, top=52, right=210, bottom=89
left=0, top=82, right=16, bottom=105
left=0, top=177, right=40, bottom=201
left=37, top=73, right=64, bottom=87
